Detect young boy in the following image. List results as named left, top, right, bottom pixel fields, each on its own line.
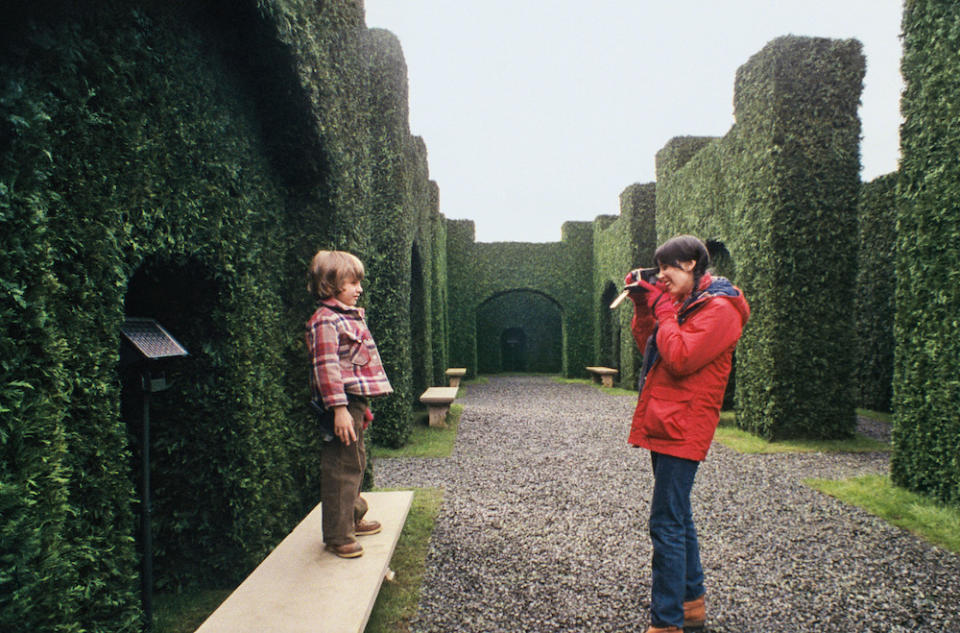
left=306, top=250, right=393, bottom=558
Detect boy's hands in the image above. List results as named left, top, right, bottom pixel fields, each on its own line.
left=333, top=406, right=357, bottom=445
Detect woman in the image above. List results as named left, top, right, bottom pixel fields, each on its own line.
left=625, top=235, right=750, bottom=633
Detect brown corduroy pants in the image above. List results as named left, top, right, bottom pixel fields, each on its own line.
left=320, top=396, right=369, bottom=545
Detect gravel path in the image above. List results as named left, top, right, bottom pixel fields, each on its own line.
left=376, top=376, right=960, bottom=633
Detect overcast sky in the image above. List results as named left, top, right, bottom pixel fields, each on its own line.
left=364, top=1, right=904, bottom=243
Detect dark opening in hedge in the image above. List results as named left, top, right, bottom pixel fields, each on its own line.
left=409, top=244, right=427, bottom=396
left=477, top=289, right=563, bottom=374
left=599, top=282, right=621, bottom=369
left=500, top=327, right=527, bottom=371
left=122, top=256, right=236, bottom=589
left=705, top=239, right=735, bottom=280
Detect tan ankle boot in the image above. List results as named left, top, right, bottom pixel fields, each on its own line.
left=683, top=595, right=705, bottom=630
left=644, top=626, right=682, bottom=633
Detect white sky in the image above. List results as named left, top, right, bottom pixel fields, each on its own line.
left=364, top=1, right=904, bottom=243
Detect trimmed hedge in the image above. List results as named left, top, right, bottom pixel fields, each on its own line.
left=892, top=0, right=960, bottom=506
left=446, top=220, right=593, bottom=378
left=855, top=173, right=898, bottom=412
left=655, top=36, right=865, bottom=440
left=1, top=1, right=447, bottom=630
left=591, top=183, right=657, bottom=388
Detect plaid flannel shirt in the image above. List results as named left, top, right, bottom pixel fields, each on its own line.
left=306, top=298, right=393, bottom=409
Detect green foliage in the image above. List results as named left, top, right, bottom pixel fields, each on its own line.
left=591, top=182, right=657, bottom=389
left=154, top=588, right=232, bottom=633
left=446, top=221, right=593, bottom=379
left=714, top=425, right=889, bottom=454
left=655, top=36, right=865, bottom=441
left=0, top=47, right=80, bottom=631
left=892, top=0, right=960, bottom=506
left=1, top=0, right=447, bottom=629
left=806, top=475, right=960, bottom=554
left=365, top=488, right=444, bottom=633
left=371, top=404, right=462, bottom=459
left=855, top=173, right=898, bottom=412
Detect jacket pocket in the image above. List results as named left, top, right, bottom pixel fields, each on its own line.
left=344, top=330, right=372, bottom=366
left=645, top=384, right=694, bottom=441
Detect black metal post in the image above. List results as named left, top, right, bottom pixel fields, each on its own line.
left=141, top=367, right=153, bottom=632
left=119, top=318, right=186, bottom=633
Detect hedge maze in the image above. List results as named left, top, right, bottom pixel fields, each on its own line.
left=2, top=1, right=959, bottom=630
left=2, top=2, right=445, bottom=630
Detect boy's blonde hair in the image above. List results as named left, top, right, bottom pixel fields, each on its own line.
left=307, top=250, right=365, bottom=299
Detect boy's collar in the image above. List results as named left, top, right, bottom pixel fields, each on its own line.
left=320, top=297, right=363, bottom=314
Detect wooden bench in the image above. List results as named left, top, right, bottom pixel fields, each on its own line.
left=419, top=386, right=458, bottom=428
left=195, top=490, right=412, bottom=633
left=445, top=367, right=467, bottom=388
left=585, top=366, right=619, bottom=388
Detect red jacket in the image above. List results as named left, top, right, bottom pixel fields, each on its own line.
left=628, top=273, right=750, bottom=461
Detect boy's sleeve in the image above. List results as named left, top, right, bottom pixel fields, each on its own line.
left=307, top=317, right=348, bottom=408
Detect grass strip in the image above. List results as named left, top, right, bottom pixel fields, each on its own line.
left=153, top=588, right=232, bottom=633
left=713, top=411, right=890, bottom=453
left=552, top=375, right=637, bottom=397
left=372, top=404, right=462, bottom=458
left=713, top=425, right=890, bottom=454
left=805, top=474, right=960, bottom=554
left=364, top=487, right=444, bottom=633
left=856, top=407, right=891, bottom=424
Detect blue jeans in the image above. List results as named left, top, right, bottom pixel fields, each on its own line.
left=649, top=451, right=703, bottom=628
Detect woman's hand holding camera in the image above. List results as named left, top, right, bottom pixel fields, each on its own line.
left=644, top=280, right=671, bottom=314
left=651, top=288, right=677, bottom=319
left=625, top=268, right=670, bottom=313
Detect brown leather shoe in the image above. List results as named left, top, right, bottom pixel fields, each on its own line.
left=325, top=541, right=363, bottom=558
left=684, top=595, right=705, bottom=630
left=355, top=519, right=382, bottom=536
left=644, top=626, right=682, bottom=633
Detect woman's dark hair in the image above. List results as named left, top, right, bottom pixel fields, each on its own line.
left=654, top=235, right=710, bottom=290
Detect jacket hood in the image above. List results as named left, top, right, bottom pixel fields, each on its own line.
left=682, top=273, right=750, bottom=326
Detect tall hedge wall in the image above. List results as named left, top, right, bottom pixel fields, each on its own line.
left=892, top=0, right=960, bottom=506
left=446, top=220, right=593, bottom=379
left=1, top=1, right=448, bottom=630
left=429, top=184, right=450, bottom=386
left=855, top=173, right=898, bottom=412
left=655, top=36, right=865, bottom=440
left=591, top=183, right=657, bottom=388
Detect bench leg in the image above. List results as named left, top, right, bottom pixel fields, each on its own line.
left=601, top=375, right=614, bottom=388
left=428, top=405, right=450, bottom=428
left=448, top=377, right=461, bottom=388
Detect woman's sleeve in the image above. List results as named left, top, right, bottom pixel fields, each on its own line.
left=655, top=300, right=742, bottom=376
left=631, top=303, right=657, bottom=353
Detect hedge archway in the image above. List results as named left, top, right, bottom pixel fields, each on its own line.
left=476, top=289, right=563, bottom=374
